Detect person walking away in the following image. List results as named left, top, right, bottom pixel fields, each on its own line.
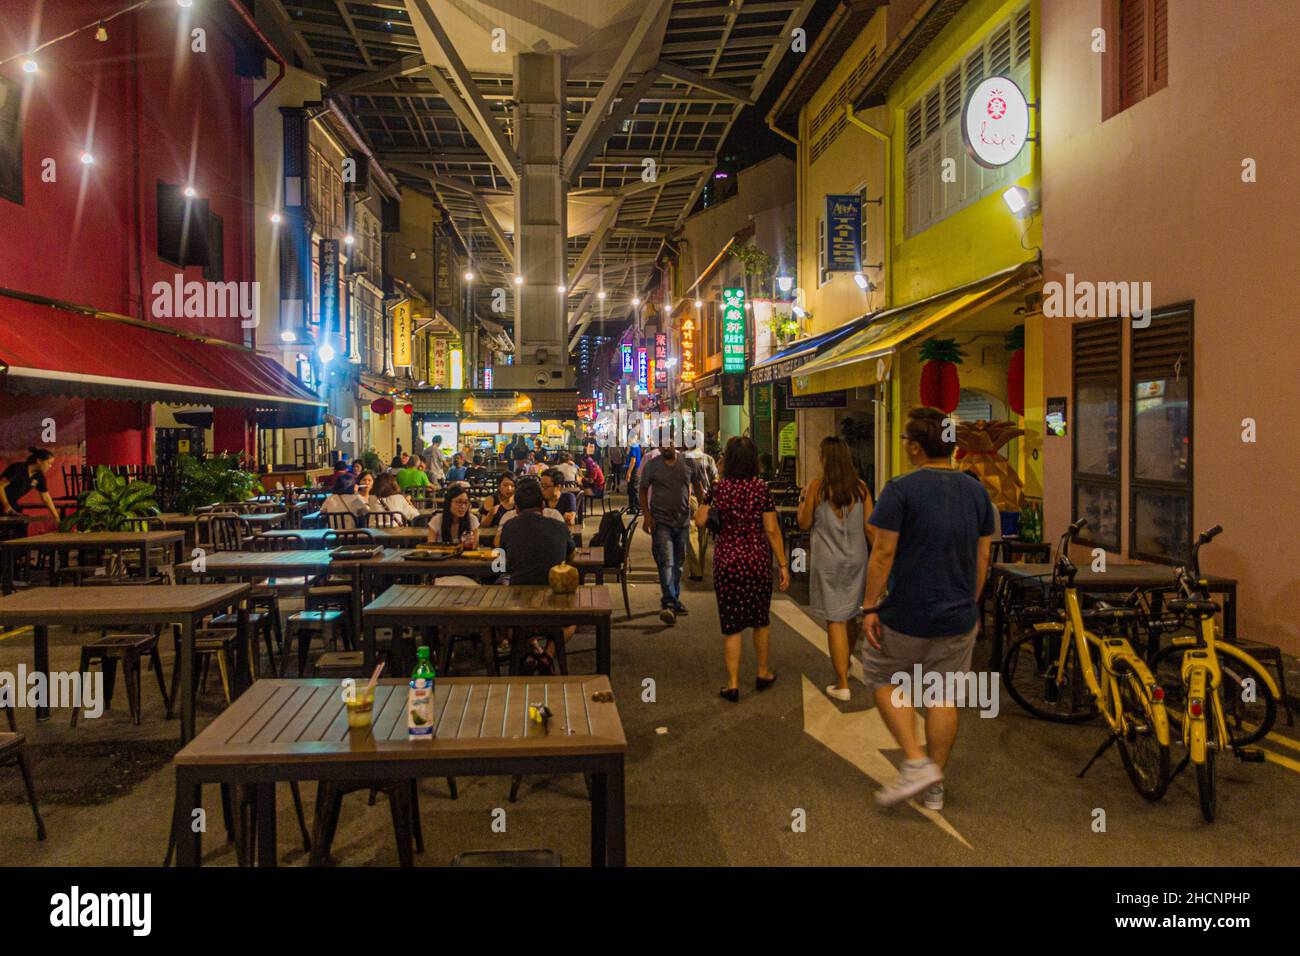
left=684, top=443, right=718, bottom=581
left=640, top=445, right=703, bottom=625
left=694, top=436, right=788, bottom=701
left=798, top=437, right=873, bottom=701
left=624, top=443, right=644, bottom=510
left=607, top=444, right=625, bottom=493
left=860, top=406, right=995, bottom=809
left=0, top=448, right=60, bottom=521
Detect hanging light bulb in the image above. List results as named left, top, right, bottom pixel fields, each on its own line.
left=463, top=270, right=475, bottom=281
left=96, top=22, right=109, bottom=42
left=344, top=234, right=355, bottom=246
left=694, top=299, right=703, bottom=309
left=409, top=249, right=417, bottom=260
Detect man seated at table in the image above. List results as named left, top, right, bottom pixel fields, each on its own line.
left=394, top=456, right=432, bottom=493
left=539, top=468, right=579, bottom=524
left=499, top=477, right=577, bottom=665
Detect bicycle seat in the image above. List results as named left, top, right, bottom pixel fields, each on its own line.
left=1168, top=598, right=1219, bottom=618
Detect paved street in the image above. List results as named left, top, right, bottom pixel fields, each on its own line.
left=3, top=527, right=1296, bottom=867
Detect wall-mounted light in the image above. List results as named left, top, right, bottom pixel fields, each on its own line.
left=464, top=270, right=475, bottom=281
left=1002, top=185, right=1033, bottom=217
left=280, top=330, right=297, bottom=343
left=80, top=152, right=95, bottom=165
left=693, top=298, right=703, bottom=309
left=777, top=275, right=793, bottom=293
left=184, top=186, right=197, bottom=198
left=513, top=274, right=524, bottom=286
left=270, top=212, right=282, bottom=224
left=319, top=343, right=336, bottom=363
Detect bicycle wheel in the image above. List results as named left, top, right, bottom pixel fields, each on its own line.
left=1152, top=644, right=1277, bottom=747
left=1195, top=708, right=1218, bottom=822
left=1003, top=629, right=1100, bottom=723
left=1114, top=667, right=1170, bottom=802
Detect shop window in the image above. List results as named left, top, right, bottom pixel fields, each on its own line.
left=0, top=76, right=22, bottom=205
left=903, top=3, right=1033, bottom=237
left=1072, top=318, right=1121, bottom=551
left=1129, top=304, right=1192, bottom=563
left=1110, top=0, right=1168, bottom=116
left=203, top=212, right=223, bottom=282
left=157, top=182, right=211, bottom=268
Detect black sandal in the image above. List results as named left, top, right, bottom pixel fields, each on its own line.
left=755, top=673, right=778, bottom=691
left=719, top=687, right=739, bottom=703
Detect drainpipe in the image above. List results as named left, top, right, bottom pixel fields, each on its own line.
left=844, top=103, right=891, bottom=308
left=225, top=0, right=287, bottom=109
left=765, top=117, right=799, bottom=147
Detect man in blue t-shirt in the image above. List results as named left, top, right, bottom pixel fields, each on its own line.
left=861, top=406, right=996, bottom=809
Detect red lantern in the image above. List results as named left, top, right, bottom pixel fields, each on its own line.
left=370, top=397, right=394, bottom=415
left=402, top=403, right=414, bottom=415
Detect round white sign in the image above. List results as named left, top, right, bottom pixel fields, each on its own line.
left=962, top=76, right=1030, bottom=169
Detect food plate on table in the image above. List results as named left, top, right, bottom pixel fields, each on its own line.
left=461, top=549, right=498, bottom=560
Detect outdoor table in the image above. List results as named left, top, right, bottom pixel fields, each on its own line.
left=478, top=525, right=583, bottom=548
left=988, top=561, right=1239, bottom=669
left=0, top=582, right=249, bottom=741
left=238, top=512, right=287, bottom=532
left=0, top=530, right=186, bottom=594
left=363, top=584, right=615, bottom=675
left=262, top=527, right=429, bottom=547
left=0, top=514, right=40, bottom=543
left=170, top=675, right=627, bottom=867
left=991, top=537, right=1052, bottom=563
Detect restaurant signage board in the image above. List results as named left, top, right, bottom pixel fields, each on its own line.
left=391, top=299, right=412, bottom=367
left=636, top=347, right=648, bottom=393
left=825, top=195, right=862, bottom=272
left=449, top=347, right=463, bottom=389
left=319, top=239, right=340, bottom=330
left=483, top=367, right=493, bottom=389
left=654, top=333, right=668, bottom=387
left=680, top=317, right=696, bottom=383
left=721, top=371, right=745, bottom=406
left=621, top=344, right=634, bottom=374
left=962, top=75, right=1030, bottom=169
left=434, top=235, right=455, bottom=308
left=431, top=337, right=448, bottom=385
left=722, top=287, right=746, bottom=373
left=787, top=389, right=847, bottom=408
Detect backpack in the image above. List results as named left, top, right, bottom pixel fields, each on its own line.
left=591, top=510, right=626, bottom=568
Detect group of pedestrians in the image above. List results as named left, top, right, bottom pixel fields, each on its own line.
left=634, top=406, right=996, bottom=810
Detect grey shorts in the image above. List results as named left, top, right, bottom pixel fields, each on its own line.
left=859, top=623, right=978, bottom=696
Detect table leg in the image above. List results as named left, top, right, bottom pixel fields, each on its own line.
left=172, top=772, right=202, bottom=867
left=235, top=603, right=251, bottom=696
left=33, top=625, right=50, bottom=721
left=596, top=618, right=611, bottom=675
left=256, top=783, right=278, bottom=867
left=589, top=758, right=626, bottom=867
left=141, top=542, right=152, bottom=582
left=179, top=617, right=196, bottom=744
left=2, top=548, right=13, bottom=594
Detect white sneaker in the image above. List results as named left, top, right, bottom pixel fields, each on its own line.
left=922, top=783, right=944, bottom=810
left=826, top=685, right=851, bottom=701
left=874, top=758, right=943, bottom=807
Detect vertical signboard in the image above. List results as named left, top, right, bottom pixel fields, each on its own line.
left=654, top=333, right=668, bottom=387
left=722, top=287, right=746, bottom=373
left=434, top=235, right=455, bottom=308
left=825, top=194, right=863, bottom=272
left=449, top=347, right=463, bottom=389
left=681, top=316, right=696, bottom=383
left=431, top=337, right=449, bottom=386
left=319, top=238, right=340, bottom=332
left=636, top=346, right=649, bottom=393
left=391, top=299, right=412, bottom=367
left=621, top=343, right=634, bottom=375
left=483, top=367, right=493, bottom=389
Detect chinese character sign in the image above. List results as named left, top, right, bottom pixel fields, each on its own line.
left=681, top=317, right=696, bottom=382
left=722, top=287, right=746, bottom=373
left=636, top=346, right=648, bottom=393
left=431, top=337, right=448, bottom=385
left=654, top=333, right=668, bottom=387
left=621, top=344, right=634, bottom=374
left=391, top=300, right=411, bottom=367
left=825, top=194, right=862, bottom=272
left=319, top=239, right=340, bottom=331
left=483, top=367, right=493, bottom=389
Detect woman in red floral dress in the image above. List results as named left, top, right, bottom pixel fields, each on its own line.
left=695, top=436, right=790, bottom=702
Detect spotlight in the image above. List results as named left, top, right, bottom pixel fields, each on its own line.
left=513, top=274, right=524, bottom=286
left=21, top=59, right=37, bottom=74
left=853, top=273, right=869, bottom=290
left=280, top=329, right=296, bottom=343
left=793, top=305, right=807, bottom=318
left=777, top=275, right=793, bottom=293
left=184, top=186, right=196, bottom=198
left=1002, top=185, right=1031, bottom=216
left=318, top=343, right=336, bottom=363
left=271, top=212, right=282, bottom=224
left=80, top=152, right=95, bottom=165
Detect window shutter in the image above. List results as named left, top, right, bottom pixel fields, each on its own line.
left=989, top=23, right=1013, bottom=77
left=1151, top=0, right=1169, bottom=91
left=905, top=103, right=923, bottom=153
left=1132, top=308, right=1190, bottom=381
left=1014, top=7, right=1032, bottom=68
left=204, top=212, right=223, bottom=282
left=1120, top=0, right=1147, bottom=109
left=0, top=76, right=23, bottom=205
left=1073, top=318, right=1121, bottom=382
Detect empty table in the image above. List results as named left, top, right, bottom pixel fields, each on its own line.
left=0, top=530, right=186, bottom=594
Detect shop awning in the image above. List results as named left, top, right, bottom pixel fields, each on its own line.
left=0, top=295, right=325, bottom=427
left=750, top=322, right=865, bottom=385
left=792, top=261, right=1040, bottom=396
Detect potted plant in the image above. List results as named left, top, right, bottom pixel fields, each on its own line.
left=61, top=466, right=160, bottom=532
left=175, top=454, right=262, bottom=514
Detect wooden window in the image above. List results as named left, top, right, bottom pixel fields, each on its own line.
left=1129, top=304, right=1192, bottom=563
left=203, top=212, right=223, bottom=282
left=1116, top=0, right=1168, bottom=113
left=0, top=76, right=22, bottom=205
left=1072, top=318, right=1122, bottom=552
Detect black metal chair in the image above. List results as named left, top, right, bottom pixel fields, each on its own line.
left=0, top=732, right=46, bottom=840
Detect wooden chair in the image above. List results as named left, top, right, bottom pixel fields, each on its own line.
left=196, top=512, right=245, bottom=553
left=0, top=733, right=45, bottom=840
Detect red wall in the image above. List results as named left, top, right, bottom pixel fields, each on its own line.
left=0, top=0, right=253, bottom=342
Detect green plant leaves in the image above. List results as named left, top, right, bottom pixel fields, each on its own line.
left=918, top=337, right=966, bottom=364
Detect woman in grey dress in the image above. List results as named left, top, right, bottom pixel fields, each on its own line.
left=798, top=437, right=873, bottom=701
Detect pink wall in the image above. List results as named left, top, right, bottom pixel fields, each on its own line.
left=1041, top=1, right=1300, bottom=651
left=0, top=0, right=253, bottom=341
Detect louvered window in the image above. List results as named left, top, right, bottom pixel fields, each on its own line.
left=1072, top=318, right=1122, bottom=551
left=903, top=4, right=1033, bottom=236
left=810, top=46, right=879, bottom=165
left=1130, top=305, right=1192, bottom=562
left=0, top=76, right=22, bottom=205
left=1116, top=0, right=1169, bottom=113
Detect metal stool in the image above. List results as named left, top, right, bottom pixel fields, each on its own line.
left=73, top=632, right=170, bottom=726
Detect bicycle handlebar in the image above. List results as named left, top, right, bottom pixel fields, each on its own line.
left=1189, top=524, right=1222, bottom=583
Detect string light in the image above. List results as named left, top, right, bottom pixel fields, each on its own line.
left=95, top=22, right=108, bottom=42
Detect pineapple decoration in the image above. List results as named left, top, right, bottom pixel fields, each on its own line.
left=1005, top=324, right=1025, bottom=417
left=955, top=420, right=1027, bottom=511
left=918, top=338, right=966, bottom=413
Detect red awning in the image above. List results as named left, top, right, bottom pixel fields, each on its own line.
left=0, top=296, right=324, bottom=427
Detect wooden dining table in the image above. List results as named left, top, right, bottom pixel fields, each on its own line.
left=170, top=675, right=627, bottom=867
left=0, top=530, right=186, bottom=594
left=261, top=526, right=430, bottom=547
left=0, top=582, right=249, bottom=741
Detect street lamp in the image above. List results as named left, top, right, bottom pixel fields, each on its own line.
left=280, top=329, right=296, bottom=343
left=777, top=275, right=793, bottom=294
left=463, top=269, right=475, bottom=281
left=319, top=343, right=335, bottom=363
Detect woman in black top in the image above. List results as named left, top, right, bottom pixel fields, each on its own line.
left=0, top=448, right=59, bottom=519
left=480, top=474, right=516, bottom=528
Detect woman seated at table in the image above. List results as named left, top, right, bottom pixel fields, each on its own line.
left=480, top=474, right=516, bottom=528
left=367, top=472, right=419, bottom=525
left=0, top=448, right=60, bottom=520
left=428, top=486, right=480, bottom=547
left=356, top=469, right=375, bottom=501
left=319, top=472, right=368, bottom=528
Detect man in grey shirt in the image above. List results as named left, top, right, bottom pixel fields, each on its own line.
left=640, top=445, right=704, bottom=625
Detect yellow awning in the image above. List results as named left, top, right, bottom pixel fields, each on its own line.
left=791, top=261, right=1040, bottom=396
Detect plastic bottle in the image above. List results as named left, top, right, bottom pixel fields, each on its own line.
left=407, top=646, right=436, bottom=737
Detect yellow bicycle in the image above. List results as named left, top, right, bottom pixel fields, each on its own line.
left=1003, top=519, right=1172, bottom=801
left=1148, top=525, right=1277, bottom=821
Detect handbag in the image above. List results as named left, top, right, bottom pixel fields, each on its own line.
left=704, top=504, right=723, bottom=536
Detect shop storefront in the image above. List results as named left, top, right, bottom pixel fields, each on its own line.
left=409, top=389, right=579, bottom=462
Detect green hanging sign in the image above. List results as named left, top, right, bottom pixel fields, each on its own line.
left=722, top=287, right=746, bottom=373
